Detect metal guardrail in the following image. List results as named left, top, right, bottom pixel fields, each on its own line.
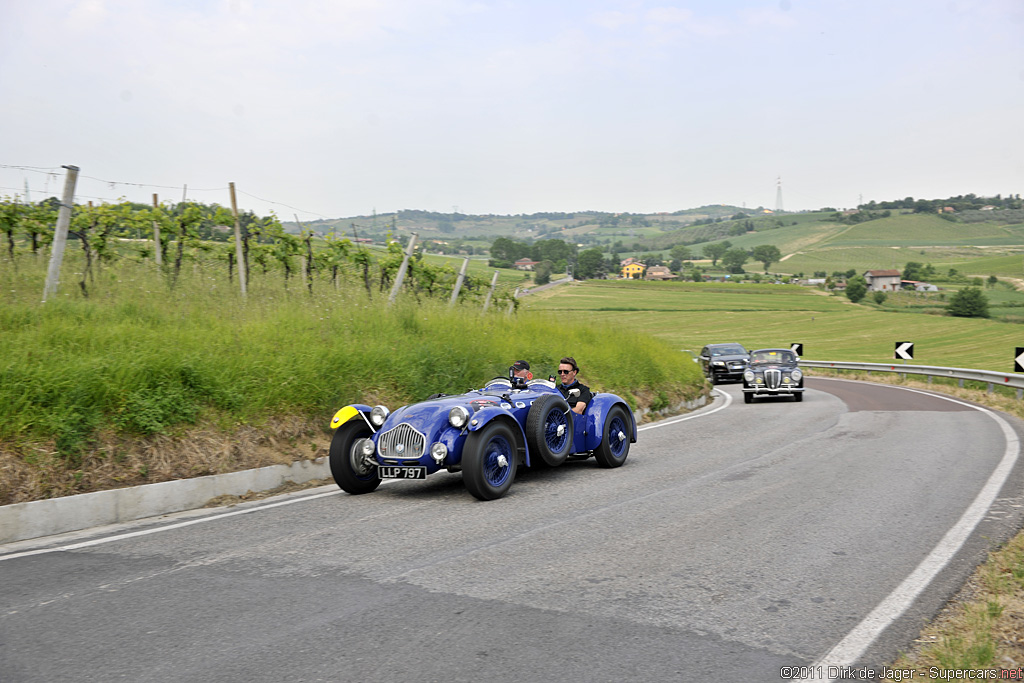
left=800, top=359, right=1024, bottom=397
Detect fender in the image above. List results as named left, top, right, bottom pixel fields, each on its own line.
left=581, top=394, right=638, bottom=452
left=467, top=407, right=532, bottom=467
left=330, top=404, right=374, bottom=430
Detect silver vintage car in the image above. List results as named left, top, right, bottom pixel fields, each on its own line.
left=742, top=348, right=804, bottom=403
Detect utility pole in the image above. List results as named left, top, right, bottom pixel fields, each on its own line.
left=388, top=232, right=418, bottom=304
left=481, top=270, right=499, bottom=313
left=449, top=257, right=470, bottom=307
left=152, top=194, right=162, bottom=266
left=228, top=182, right=247, bottom=298
left=42, top=165, right=80, bottom=302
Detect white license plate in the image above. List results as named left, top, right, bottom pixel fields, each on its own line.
left=379, top=466, right=426, bottom=480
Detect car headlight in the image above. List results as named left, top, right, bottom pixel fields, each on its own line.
left=791, top=368, right=803, bottom=381
left=712, top=361, right=725, bottom=366
left=370, top=405, right=389, bottom=427
left=360, top=438, right=375, bottom=456
left=430, top=442, right=448, bottom=463
left=449, top=406, right=470, bottom=428
left=743, top=370, right=755, bottom=382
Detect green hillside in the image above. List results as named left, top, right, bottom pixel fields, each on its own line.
left=822, top=213, right=1024, bottom=247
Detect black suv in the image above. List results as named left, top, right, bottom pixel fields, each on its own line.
left=698, top=343, right=750, bottom=384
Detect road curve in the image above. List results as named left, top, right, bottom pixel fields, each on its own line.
left=2, top=378, right=1024, bottom=682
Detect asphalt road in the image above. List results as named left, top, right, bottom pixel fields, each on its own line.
left=3, top=378, right=1024, bottom=683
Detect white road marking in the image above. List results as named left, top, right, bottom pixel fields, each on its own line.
left=638, top=388, right=732, bottom=431
left=0, top=489, right=343, bottom=562
left=796, top=378, right=1020, bottom=681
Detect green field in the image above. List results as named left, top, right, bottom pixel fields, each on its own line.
left=524, top=279, right=1024, bottom=373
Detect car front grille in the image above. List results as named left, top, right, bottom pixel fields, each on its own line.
left=377, top=423, right=426, bottom=459
left=764, top=369, right=782, bottom=390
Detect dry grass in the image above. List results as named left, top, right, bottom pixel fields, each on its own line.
left=0, top=416, right=330, bottom=505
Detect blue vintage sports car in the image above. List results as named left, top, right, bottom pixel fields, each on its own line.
left=328, top=368, right=637, bottom=500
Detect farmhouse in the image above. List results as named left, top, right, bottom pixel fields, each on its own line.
left=644, top=266, right=676, bottom=281
left=514, top=258, right=540, bottom=271
left=863, top=269, right=901, bottom=291
left=621, top=261, right=646, bottom=279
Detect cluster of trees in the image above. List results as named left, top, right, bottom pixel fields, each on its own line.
left=488, top=237, right=576, bottom=271
left=861, top=193, right=1023, bottom=213
left=699, top=241, right=782, bottom=273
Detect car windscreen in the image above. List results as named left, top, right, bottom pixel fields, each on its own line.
left=750, top=351, right=794, bottom=364
left=712, top=345, right=746, bottom=356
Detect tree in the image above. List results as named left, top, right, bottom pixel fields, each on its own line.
left=846, top=276, right=868, bottom=303
left=987, top=275, right=998, bottom=288
left=946, top=287, right=990, bottom=318
left=751, top=244, right=782, bottom=272
left=575, top=248, right=605, bottom=279
left=720, top=248, right=748, bottom=273
left=669, top=244, right=691, bottom=262
left=902, top=261, right=925, bottom=281
left=702, top=241, right=728, bottom=266
left=873, top=291, right=887, bottom=305
left=534, top=260, right=553, bottom=285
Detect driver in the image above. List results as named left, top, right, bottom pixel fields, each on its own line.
left=557, top=356, right=592, bottom=415
left=511, top=360, right=533, bottom=381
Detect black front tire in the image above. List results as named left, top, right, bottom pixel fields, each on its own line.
left=463, top=421, right=518, bottom=500
left=743, top=392, right=753, bottom=404
left=794, top=392, right=803, bottom=402
left=329, top=420, right=381, bottom=495
left=525, top=394, right=573, bottom=467
left=594, top=405, right=631, bottom=468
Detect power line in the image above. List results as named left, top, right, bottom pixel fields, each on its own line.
left=2, top=164, right=331, bottom=219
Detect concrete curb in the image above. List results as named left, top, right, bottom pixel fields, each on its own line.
left=0, top=457, right=331, bottom=545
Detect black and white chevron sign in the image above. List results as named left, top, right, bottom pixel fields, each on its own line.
left=894, top=341, right=914, bottom=360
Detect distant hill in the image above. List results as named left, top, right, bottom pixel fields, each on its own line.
left=282, top=204, right=757, bottom=246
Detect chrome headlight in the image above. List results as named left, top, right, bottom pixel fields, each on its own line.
left=430, top=442, right=448, bottom=463
left=360, top=438, right=375, bottom=456
left=370, top=405, right=389, bottom=427
left=791, top=368, right=803, bottom=381
left=743, top=370, right=755, bottom=382
left=449, top=406, right=470, bottom=428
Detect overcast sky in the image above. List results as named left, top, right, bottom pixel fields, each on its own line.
left=1, top=0, right=1022, bottom=220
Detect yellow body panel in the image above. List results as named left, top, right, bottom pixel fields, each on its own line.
left=330, top=405, right=361, bottom=430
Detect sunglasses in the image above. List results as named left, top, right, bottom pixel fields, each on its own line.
left=557, top=369, right=574, bottom=375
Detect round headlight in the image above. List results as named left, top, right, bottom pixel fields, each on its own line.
left=370, top=405, right=389, bottom=427
left=430, top=442, right=448, bottom=463
left=449, top=406, right=469, bottom=428
left=791, top=368, right=803, bottom=381
left=743, top=370, right=755, bottom=383
left=360, top=438, right=375, bottom=456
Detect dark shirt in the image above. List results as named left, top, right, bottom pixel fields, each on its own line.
left=558, top=380, right=592, bottom=410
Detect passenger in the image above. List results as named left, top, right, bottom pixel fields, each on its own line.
left=557, top=356, right=592, bottom=415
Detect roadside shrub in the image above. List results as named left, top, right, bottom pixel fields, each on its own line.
left=947, top=287, right=990, bottom=318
